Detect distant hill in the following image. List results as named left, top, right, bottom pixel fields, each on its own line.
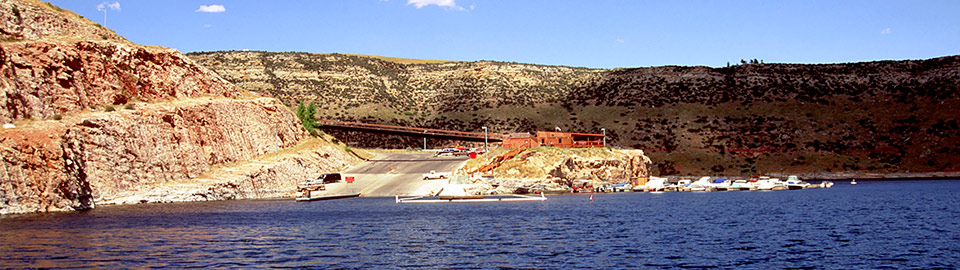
left=188, top=51, right=960, bottom=177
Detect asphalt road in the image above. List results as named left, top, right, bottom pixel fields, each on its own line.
left=323, top=152, right=469, bottom=197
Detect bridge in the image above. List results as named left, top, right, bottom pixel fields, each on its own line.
left=317, top=120, right=504, bottom=142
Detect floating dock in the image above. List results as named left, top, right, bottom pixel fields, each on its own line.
left=296, top=193, right=361, bottom=202
left=396, top=193, right=546, bottom=203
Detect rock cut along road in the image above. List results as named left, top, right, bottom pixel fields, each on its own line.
left=323, top=152, right=469, bottom=197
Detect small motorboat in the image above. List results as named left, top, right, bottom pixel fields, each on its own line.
left=729, top=180, right=753, bottom=191
left=709, top=178, right=730, bottom=191
left=785, top=175, right=809, bottom=190
left=851, top=179, right=858, bottom=185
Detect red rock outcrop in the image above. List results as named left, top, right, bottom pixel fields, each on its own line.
left=1, top=40, right=238, bottom=124
left=1, top=0, right=356, bottom=215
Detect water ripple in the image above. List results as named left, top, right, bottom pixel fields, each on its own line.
left=1, top=180, right=959, bottom=269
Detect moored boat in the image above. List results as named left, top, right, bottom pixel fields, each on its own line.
left=709, top=178, right=731, bottom=191
left=645, top=177, right=667, bottom=192
left=689, top=176, right=712, bottom=191
left=754, top=176, right=782, bottom=190
left=785, top=175, right=809, bottom=190
left=729, top=180, right=756, bottom=191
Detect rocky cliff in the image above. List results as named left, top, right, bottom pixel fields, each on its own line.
left=190, top=50, right=960, bottom=177
left=461, top=147, right=651, bottom=194
left=1, top=0, right=359, bottom=215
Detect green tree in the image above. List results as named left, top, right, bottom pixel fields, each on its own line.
left=296, top=100, right=321, bottom=136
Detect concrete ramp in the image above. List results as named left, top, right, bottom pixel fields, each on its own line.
left=323, top=152, right=469, bottom=197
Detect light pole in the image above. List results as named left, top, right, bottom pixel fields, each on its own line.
left=423, top=130, right=427, bottom=150
left=601, top=128, right=606, bottom=148
left=98, top=7, right=106, bottom=27
left=482, top=126, right=488, bottom=152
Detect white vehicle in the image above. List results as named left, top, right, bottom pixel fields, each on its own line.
left=422, top=170, right=451, bottom=180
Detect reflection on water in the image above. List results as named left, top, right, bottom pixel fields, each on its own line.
left=2, top=180, right=959, bottom=268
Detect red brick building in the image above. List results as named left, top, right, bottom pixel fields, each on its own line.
left=500, top=131, right=605, bottom=148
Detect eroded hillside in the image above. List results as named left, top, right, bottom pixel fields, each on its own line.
left=0, top=0, right=360, bottom=214
left=189, top=51, right=960, bottom=177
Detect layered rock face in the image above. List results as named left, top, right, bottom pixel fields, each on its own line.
left=191, top=50, right=960, bottom=176
left=189, top=51, right=600, bottom=113
left=1, top=97, right=310, bottom=214
left=462, top=148, right=651, bottom=194
left=1, top=0, right=357, bottom=214
left=1, top=40, right=237, bottom=123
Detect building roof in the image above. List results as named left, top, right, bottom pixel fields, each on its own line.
left=535, top=131, right=605, bottom=137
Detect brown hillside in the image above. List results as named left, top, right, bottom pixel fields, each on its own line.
left=188, top=51, right=960, bottom=177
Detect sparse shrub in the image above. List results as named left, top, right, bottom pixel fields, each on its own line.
left=104, top=105, right=115, bottom=112
left=52, top=114, right=62, bottom=120
left=101, top=34, right=108, bottom=40
left=124, top=104, right=134, bottom=110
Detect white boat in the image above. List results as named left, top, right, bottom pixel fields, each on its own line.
left=688, top=177, right=712, bottom=191
left=676, top=179, right=692, bottom=191
left=785, top=175, right=809, bottom=190
left=729, top=180, right=753, bottom=191
left=645, top=177, right=667, bottom=192
left=754, top=176, right=780, bottom=190
left=709, top=178, right=731, bottom=191
left=851, top=179, right=858, bottom=185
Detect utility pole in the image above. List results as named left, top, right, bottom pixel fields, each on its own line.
left=482, top=126, right=488, bottom=152
left=423, top=130, right=427, bottom=150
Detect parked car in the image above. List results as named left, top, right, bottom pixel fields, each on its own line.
left=298, top=173, right=341, bottom=191
left=436, top=148, right=459, bottom=156
left=320, top=173, right=342, bottom=184
left=422, top=170, right=451, bottom=180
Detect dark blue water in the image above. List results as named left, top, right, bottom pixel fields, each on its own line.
left=2, top=180, right=959, bottom=269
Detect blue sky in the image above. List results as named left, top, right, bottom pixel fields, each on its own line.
left=50, top=0, right=960, bottom=68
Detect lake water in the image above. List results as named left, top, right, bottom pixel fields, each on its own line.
left=2, top=180, right=959, bottom=269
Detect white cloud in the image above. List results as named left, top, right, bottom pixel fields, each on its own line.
left=407, top=0, right=457, bottom=9
left=880, top=28, right=892, bottom=34
left=196, top=4, right=226, bottom=13
left=203, top=24, right=212, bottom=28
left=97, top=1, right=120, bottom=11
left=615, top=38, right=625, bottom=44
